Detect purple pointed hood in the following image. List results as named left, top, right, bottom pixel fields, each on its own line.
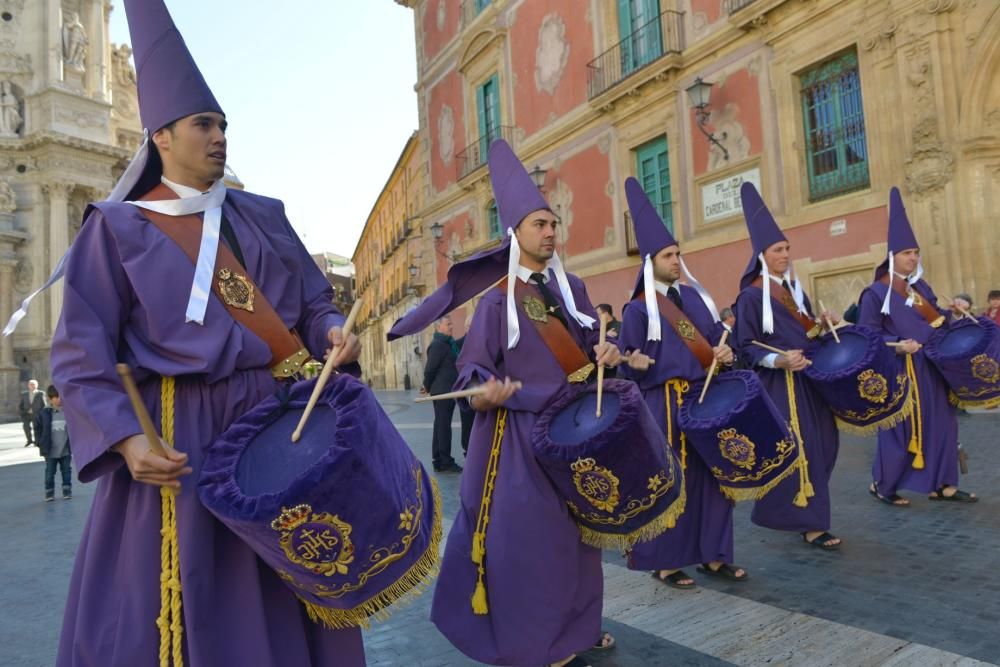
left=388, top=139, right=549, bottom=340
left=626, top=177, right=677, bottom=258
left=874, top=187, right=919, bottom=280
left=738, top=182, right=787, bottom=289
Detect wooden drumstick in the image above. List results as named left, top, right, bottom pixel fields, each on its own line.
left=414, top=381, right=523, bottom=403
left=596, top=317, right=607, bottom=417
left=115, top=364, right=167, bottom=458
left=750, top=340, right=813, bottom=366
left=292, top=297, right=363, bottom=443
left=818, top=300, right=840, bottom=344
left=955, top=304, right=978, bottom=323
left=698, top=330, right=728, bottom=404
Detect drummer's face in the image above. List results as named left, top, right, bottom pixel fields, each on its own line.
left=653, top=245, right=682, bottom=283
left=763, top=241, right=791, bottom=275
left=895, top=248, right=920, bottom=275
left=515, top=209, right=559, bottom=267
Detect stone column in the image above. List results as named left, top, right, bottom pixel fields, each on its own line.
left=47, top=0, right=64, bottom=85
left=43, top=182, right=72, bottom=333
left=0, top=236, right=22, bottom=419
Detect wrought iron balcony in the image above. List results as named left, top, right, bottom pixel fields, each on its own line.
left=587, top=10, right=685, bottom=100
left=724, top=0, right=759, bottom=12
left=455, top=125, right=515, bottom=181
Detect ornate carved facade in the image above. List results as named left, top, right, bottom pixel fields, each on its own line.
left=0, top=0, right=139, bottom=418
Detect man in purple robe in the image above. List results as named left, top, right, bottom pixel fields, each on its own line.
left=732, top=183, right=843, bottom=551
left=45, top=1, right=365, bottom=664
left=619, top=178, right=746, bottom=589
left=858, top=187, right=977, bottom=505
left=389, top=139, right=620, bottom=667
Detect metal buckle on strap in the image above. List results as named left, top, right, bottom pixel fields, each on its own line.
left=567, top=362, right=595, bottom=384
left=271, top=348, right=312, bottom=379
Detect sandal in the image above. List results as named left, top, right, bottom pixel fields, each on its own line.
left=560, top=658, right=591, bottom=667
left=697, top=562, right=748, bottom=581
left=869, top=484, right=909, bottom=506
left=929, top=486, right=978, bottom=503
left=802, top=532, right=841, bottom=550
left=651, top=569, right=695, bottom=589
left=591, top=630, right=615, bottom=651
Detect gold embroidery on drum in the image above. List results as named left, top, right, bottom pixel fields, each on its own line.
left=711, top=437, right=796, bottom=483
left=217, top=267, right=255, bottom=312
left=857, top=369, right=889, bottom=404
left=676, top=319, right=696, bottom=341
left=717, top=428, right=756, bottom=471
left=566, top=454, right=679, bottom=526
left=522, top=296, right=548, bottom=323
left=272, top=505, right=356, bottom=576
left=836, top=374, right=909, bottom=423
left=971, top=354, right=1000, bottom=384
left=571, top=457, right=621, bottom=512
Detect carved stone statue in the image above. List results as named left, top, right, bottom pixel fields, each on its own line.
left=0, top=81, right=21, bottom=137
left=0, top=178, right=15, bottom=214
left=62, top=11, right=89, bottom=72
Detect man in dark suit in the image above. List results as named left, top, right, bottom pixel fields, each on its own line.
left=19, top=379, right=45, bottom=447
left=423, top=316, right=463, bottom=473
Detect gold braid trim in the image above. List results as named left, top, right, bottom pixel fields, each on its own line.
left=785, top=370, right=814, bottom=508
left=156, top=376, right=183, bottom=667
left=905, top=355, right=925, bottom=469
left=718, top=454, right=801, bottom=502
left=577, top=481, right=687, bottom=551
left=834, top=382, right=915, bottom=436
left=948, top=392, right=1000, bottom=410
left=469, top=408, right=506, bottom=615
left=299, top=476, right=443, bottom=629
left=664, top=379, right=690, bottom=470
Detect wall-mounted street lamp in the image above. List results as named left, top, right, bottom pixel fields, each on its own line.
left=429, top=221, right=454, bottom=262
left=528, top=164, right=547, bottom=190
left=408, top=263, right=418, bottom=279
left=685, top=77, right=729, bottom=162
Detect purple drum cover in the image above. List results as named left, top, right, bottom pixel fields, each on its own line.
left=531, top=379, right=686, bottom=550
left=199, top=373, right=441, bottom=629
left=925, top=316, right=1000, bottom=408
left=679, top=371, right=800, bottom=502
left=804, top=326, right=913, bottom=434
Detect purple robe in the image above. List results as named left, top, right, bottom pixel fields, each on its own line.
left=51, top=191, right=365, bottom=666
left=858, top=279, right=959, bottom=494
left=733, top=284, right=839, bottom=533
left=620, top=286, right=735, bottom=569
left=430, top=271, right=605, bottom=666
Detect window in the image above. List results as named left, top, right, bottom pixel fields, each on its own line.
left=635, top=136, right=673, bottom=234
left=800, top=50, right=870, bottom=201
left=476, top=74, right=501, bottom=159
left=487, top=200, right=501, bottom=240
left=617, top=0, right=662, bottom=76
left=475, top=0, right=491, bottom=12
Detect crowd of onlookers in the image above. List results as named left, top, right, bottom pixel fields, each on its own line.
left=19, top=379, right=72, bottom=501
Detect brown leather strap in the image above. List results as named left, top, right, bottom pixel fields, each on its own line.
left=136, top=183, right=306, bottom=367
left=880, top=274, right=946, bottom=327
left=631, top=291, right=715, bottom=370
left=751, top=275, right=819, bottom=335
left=498, top=278, right=594, bottom=382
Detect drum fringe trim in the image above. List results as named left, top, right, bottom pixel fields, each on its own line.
left=157, top=376, right=183, bottom=667
left=576, top=482, right=687, bottom=551
left=834, top=385, right=915, bottom=436
left=719, top=457, right=800, bottom=502
left=948, top=393, right=1000, bottom=410
left=300, top=474, right=444, bottom=630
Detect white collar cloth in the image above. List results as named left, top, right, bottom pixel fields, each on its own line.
left=881, top=254, right=924, bottom=315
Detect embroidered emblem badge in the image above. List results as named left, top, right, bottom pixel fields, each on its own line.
left=272, top=504, right=355, bottom=576
left=971, top=354, right=1000, bottom=384
left=571, top=457, right=621, bottom=512
left=676, top=319, right=696, bottom=341
left=718, top=428, right=756, bottom=471
left=857, top=369, right=889, bottom=404
left=218, top=267, right=255, bottom=312
left=522, top=295, right=548, bottom=322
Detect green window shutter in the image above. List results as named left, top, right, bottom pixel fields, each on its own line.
left=487, top=200, right=501, bottom=240
left=635, top=136, right=672, bottom=235
left=617, top=0, right=634, bottom=75
left=476, top=0, right=491, bottom=12
left=476, top=74, right=500, bottom=161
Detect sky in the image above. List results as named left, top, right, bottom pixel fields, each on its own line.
left=109, top=1, right=418, bottom=258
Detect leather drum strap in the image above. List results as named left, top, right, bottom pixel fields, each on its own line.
left=751, top=275, right=819, bottom=336
left=880, top=274, right=945, bottom=328
left=499, top=278, right=595, bottom=383
left=632, top=292, right=715, bottom=370
left=136, top=183, right=307, bottom=369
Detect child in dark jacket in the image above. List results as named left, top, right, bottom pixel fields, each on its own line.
left=35, top=385, right=71, bottom=501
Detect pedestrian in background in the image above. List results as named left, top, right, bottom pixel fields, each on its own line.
left=35, top=385, right=71, bottom=501
left=423, top=315, right=463, bottom=473
left=19, top=379, right=45, bottom=448
left=985, top=290, right=1000, bottom=325
left=596, top=303, right=621, bottom=338
left=720, top=306, right=736, bottom=333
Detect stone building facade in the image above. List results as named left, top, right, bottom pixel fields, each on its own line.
left=393, top=0, right=1000, bottom=342
left=0, top=0, right=140, bottom=418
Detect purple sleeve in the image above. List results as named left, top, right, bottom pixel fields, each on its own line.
left=858, top=287, right=899, bottom=341
left=51, top=210, right=141, bottom=482
left=733, top=290, right=768, bottom=367
left=618, top=301, right=651, bottom=381
left=453, top=294, right=504, bottom=408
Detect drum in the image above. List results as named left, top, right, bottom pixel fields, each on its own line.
left=679, top=370, right=800, bottom=502
left=804, top=325, right=913, bottom=433
left=199, top=373, right=441, bottom=629
left=925, top=316, right=1000, bottom=409
left=531, top=379, right=685, bottom=551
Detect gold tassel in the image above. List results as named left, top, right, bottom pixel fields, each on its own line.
left=156, top=376, right=183, bottom=667
left=905, top=354, right=924, bottom=470
left=471, top=581, right=489, bottom=615
left=785, top=370, right=812, bottom=508
left=665, top=380, right=690, bottom=470
left=468, top=408, right=506, bottom=615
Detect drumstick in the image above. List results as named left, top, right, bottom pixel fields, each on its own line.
left=750, top=340, right=813, bottom=365
left=885, top=341, right=905, bottom=347
left=818, top=300, right=840, bottom=344
left=955, top=304, right=978, bottom=323
left=698, top=330, right=728, bottom=404
left=414, top=382, right=524, bottom=403
left=115, top=364, right=167, bottom=457
left=596, top=317, right=607, bottom=417
left=292, top=297, right=363, bottom=443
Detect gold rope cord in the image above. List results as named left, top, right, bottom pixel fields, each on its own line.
left=664, top=380, right=690, bottom=470
left=470, top=408, right=506, bottom=615
left=905, top=354, right=925, bottom=469
left=784, top=370, right=814, bottom=508
left=157, top=376, right=183, bottom=667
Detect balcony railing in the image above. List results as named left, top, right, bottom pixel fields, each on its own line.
left=724, top=0, right=758, bottom=12
left=455, top=125, right=515, bottom=181
left=587, top=10, right=685, bottom=100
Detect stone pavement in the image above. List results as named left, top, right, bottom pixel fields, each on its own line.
left=1, top=392, right=998, bottom=666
